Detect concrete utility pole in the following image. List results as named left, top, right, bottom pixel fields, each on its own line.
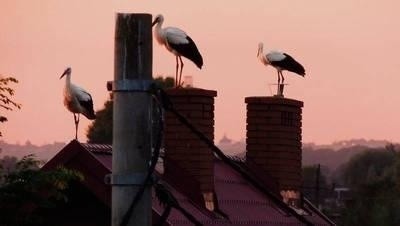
left=111, top=13, right=153, bottom=226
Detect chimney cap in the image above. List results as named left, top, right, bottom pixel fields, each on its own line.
left=167, top=88, right=217, bottom=97
left=245, top=96, right=303, bottom=107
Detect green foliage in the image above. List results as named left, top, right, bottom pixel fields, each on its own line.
left=302, top=165, right=329, bottom=187
left=0, top=154, right=83, bottom=226
left=0, top=76, right=21, bottom=137
left=87, top=100, right=113, bottom=144
left=339, top=149, right=400, bottom=226
left=0, top=155, right=18, bottom=174
left=341, top=150, right=396, bottom=188
left=86, top=76, right=174, bottom=144
left=154, top=76, right=175, bottom=89
left=302, top=165, right=330, bottom=208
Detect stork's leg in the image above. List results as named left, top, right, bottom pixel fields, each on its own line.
left=178, top=56, right=184, bottom=87
left=73, top=113, right=79, bottom=140
left=277, top=70, right=281, bottom=85
left=175, top=56, right=179, bottom=87
left=279, top=71, right=285, bottom=96
left=276, top=70, right=283, bottom=96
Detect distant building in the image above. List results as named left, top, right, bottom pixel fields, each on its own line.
left=219, top=134, right=232, bottom=145
left=217, top=134, right=245, bottom=156
left=333, top=187, right=351, bottom=207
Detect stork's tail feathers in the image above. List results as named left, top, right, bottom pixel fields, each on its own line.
left=292, top=61, right=305, bottom=77
left=83, top=111, right=96, bottom=120
left=194, top=55, right=203, bottom=69
left=298, top=63, right=306, bottom=76
left=188, top=37, right=203, bottom=69
left=191, top=49, right=203, bottom=69
left=170, top=36, right=203, bottom=69
left=293, top=63, right=305, bottom=76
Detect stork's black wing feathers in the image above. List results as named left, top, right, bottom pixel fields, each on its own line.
left=167, top=35, right=203, bottom=69
left=79, top=91, right=96, bottom=120
left=270, top=53, right=305, bottom=76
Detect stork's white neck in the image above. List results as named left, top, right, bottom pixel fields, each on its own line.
left=153, top=21, right=165, bottom=45
left=258, top=46, right=270, bottom=65
left=257, top=46, right=264, bottom=59
left=64, top=73, right=72, bottom=88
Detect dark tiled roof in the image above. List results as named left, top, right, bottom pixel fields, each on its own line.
left=214, top=162, right=302, bottom=225
left=227, top=154, right=333, bottom=226
left=81, top=143, right=112, bottom=154
left=46, top=141, right=334, bottom=226
left=81, top=143, right=112, bottom=171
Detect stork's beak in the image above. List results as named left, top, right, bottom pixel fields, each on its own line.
left=60, top=68, right=70, bottom=79
left=152, top=18, right=158, bottom=27
left=60, top=71, right=67, bottom=79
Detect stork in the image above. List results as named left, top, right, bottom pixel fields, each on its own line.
left=257, top=42, right=305, bottom=89
left=152, top=14, right=203, bottom=87
left=60, top=67, right=96, bottom=140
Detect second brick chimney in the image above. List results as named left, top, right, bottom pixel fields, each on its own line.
left=163, top=88, right=217, bottom=210
left=245, top=96, right=303, bottom=205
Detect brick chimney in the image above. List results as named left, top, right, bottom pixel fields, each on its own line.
left=164, top=88, right=217, bottom=210
left=245, top=96, right=303, bottom=205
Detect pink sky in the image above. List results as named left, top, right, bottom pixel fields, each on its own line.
left=1, top=0, right=399, bottom=145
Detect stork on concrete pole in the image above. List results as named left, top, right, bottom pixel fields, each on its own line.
left=111, top=13, right=153, bottom=226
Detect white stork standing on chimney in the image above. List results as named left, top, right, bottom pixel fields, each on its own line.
left=257, top=42, right=305, bottom=87
left=152, top=14, right=203, bottom=87
left=60, top=67, right=96, bottom=140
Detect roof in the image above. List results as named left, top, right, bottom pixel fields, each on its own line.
left=43, top=140, right=335, bottom=226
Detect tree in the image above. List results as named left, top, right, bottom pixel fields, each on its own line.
left=0, top=155, right=18, bottom=183
left=87, top=99, right=113, bottom=144
left=154, top=76, right=175, bottom=89
left=0, top=154, right=83, bottom=226
left=339, top=149, right=400, bottom=226
left=341, top=150, right=396, bottom=188
left=302, top=165, right=330, bottom=207
left=86, top=76, right=174, bottom=144
left=0, top=76, right=21, bottom=137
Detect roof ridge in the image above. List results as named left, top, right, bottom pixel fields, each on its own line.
left=81, top=143, right=112, bottom=154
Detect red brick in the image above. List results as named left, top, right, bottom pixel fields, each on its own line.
left=173, top=104, right=205, bottom=111
left=167, top=96, right=190, bottom=103
left=245, top=96, right=303, bottom=192
left=166, top=88, right=217, bottom=97
left=189, top=97, right=215, bottom=104
left=246, top=144, right=301, bottom=152
left=246, top=124, right=302, bottom=132
left=247, top=104, right=302, bottom=114
left=262, top=159, right=301, bottom=166
left=247, top=131, right=301, bottom=140
left=247, top=151, right=301, bottom=160
left=245, top=96, right=303, bottom=107
left=247, top=111, right=301, bottom=119
left=197, top=176, right=214, bottom=184
left=246, top=117, right=302, bottom=127
left=166, top=139, right=210, bottom=147
left=246, top=137, right=302, bottom=147
left=260, top=164, right=302, bottom=173
left=203, top=105, right=214, bottom=111
left=164, top=88, right=216, bottom=193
